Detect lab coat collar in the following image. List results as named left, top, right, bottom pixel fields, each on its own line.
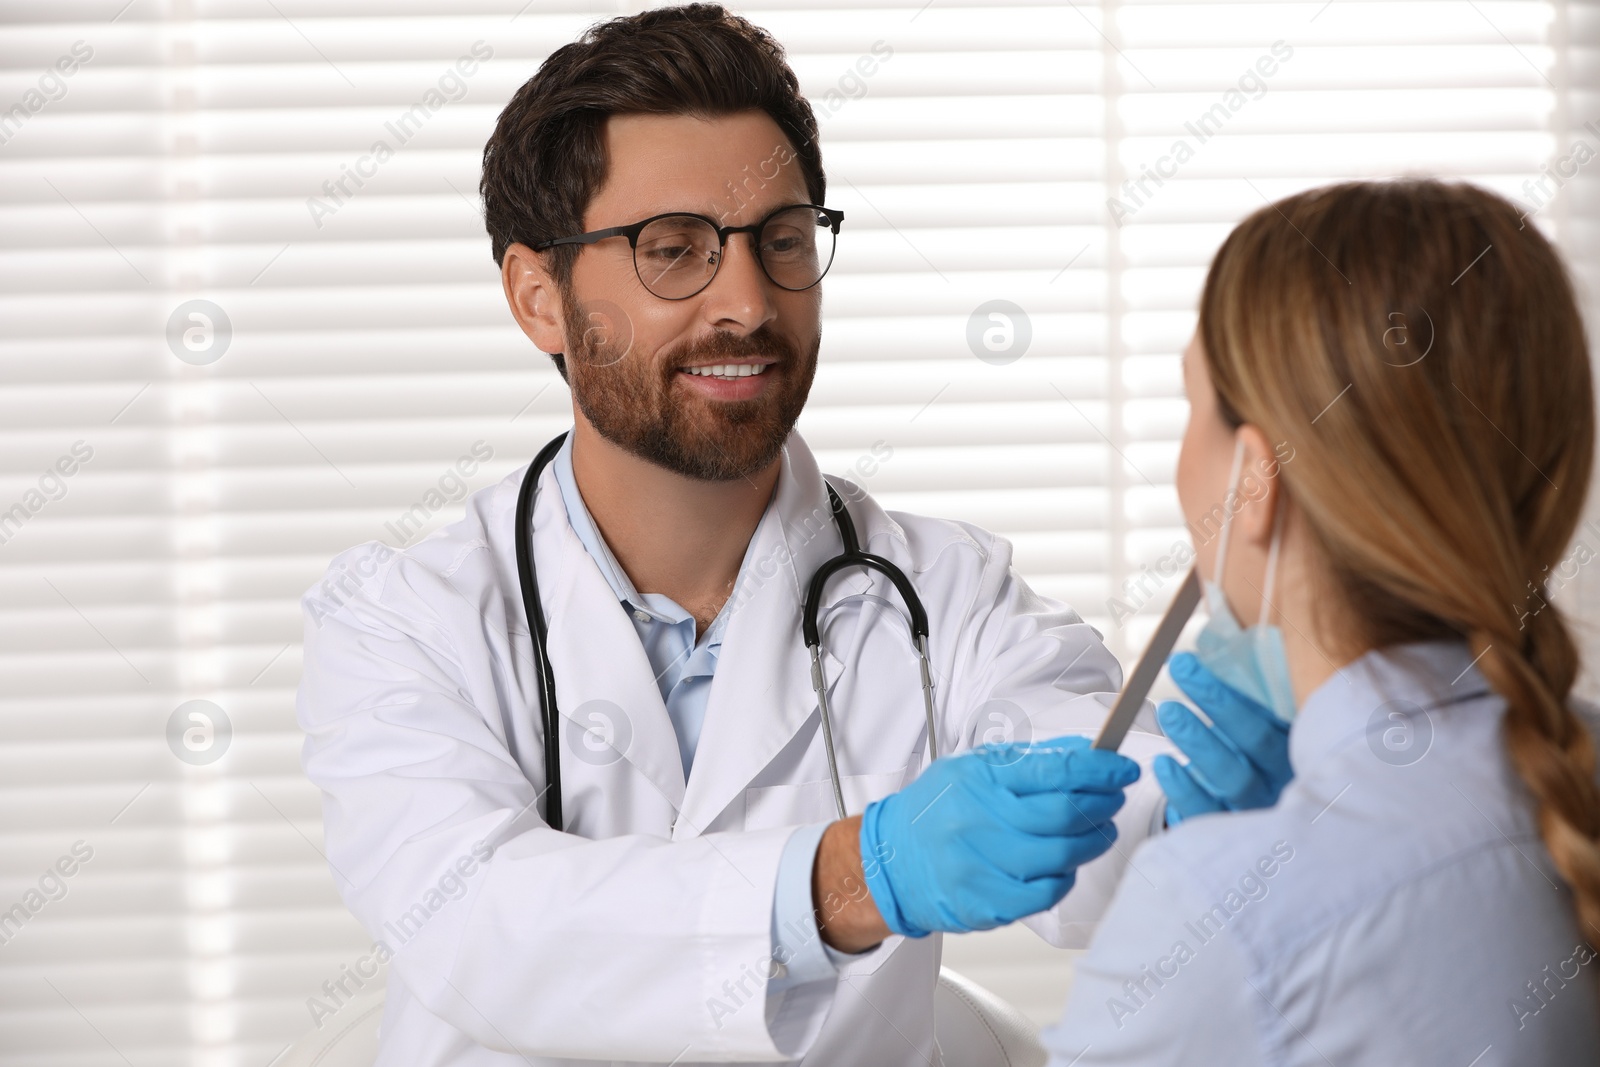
left=1288, top=640, right=1492, bottom=775
left=533, top=429, right=857, bottom=834
left=550, top=429, right=647, bottom=610
left=677, top=430, right=861, bottom=837
left=535, top=456, right=691, bottom=816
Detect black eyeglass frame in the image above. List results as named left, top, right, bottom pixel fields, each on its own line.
left=531, top=203, right=845, bottom=300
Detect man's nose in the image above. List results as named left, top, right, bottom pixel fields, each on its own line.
left=699, top=232, right=777, bottom=334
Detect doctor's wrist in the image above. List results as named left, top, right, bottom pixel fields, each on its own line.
left=812, top=816, right=889, bottom=954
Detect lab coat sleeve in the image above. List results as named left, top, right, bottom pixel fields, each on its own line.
left=940, top=526, right=1174, bottom=947
left=297, top=550, right=807, bottom=1062
left=1037, top=838, right=1266, bottom=1067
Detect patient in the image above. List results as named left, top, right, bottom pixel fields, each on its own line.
left=1042, top=179, right=1600, bottom=1065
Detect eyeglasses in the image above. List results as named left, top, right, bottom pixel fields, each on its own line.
left=533, top=203, right=844, bottom=301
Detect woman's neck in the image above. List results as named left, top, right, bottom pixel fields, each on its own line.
left=1273, top=529, right=1365, bottom=708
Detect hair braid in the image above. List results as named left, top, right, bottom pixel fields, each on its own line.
left=1478, top=611, right=1600, bottom=946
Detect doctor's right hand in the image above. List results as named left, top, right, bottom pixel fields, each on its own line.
left=858, top=736, right=1139, bottom=938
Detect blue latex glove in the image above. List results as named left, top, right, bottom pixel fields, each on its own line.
left=859, top=735, right=1140, bottom=937
left=1152, top=651, right=1294, bottom=825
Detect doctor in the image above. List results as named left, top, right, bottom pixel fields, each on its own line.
left=296, top=5, right=1290, bottom=1064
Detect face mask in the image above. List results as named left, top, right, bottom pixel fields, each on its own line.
left=1194, top=437, right=1298, bottom=722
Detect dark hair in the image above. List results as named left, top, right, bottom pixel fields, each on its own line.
left=480, top=3, right=825, bottom=283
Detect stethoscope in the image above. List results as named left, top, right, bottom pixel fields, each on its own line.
left=514, top=431, right=939, bottom=831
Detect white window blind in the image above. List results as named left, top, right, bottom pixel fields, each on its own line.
left=1, top=1, right=1595, bottom=1061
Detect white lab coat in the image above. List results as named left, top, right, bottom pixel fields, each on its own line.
left=297, top=430, right=1171, bottom=1066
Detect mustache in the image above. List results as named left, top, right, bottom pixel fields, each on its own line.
left=663, top=326, right=799, bottom=371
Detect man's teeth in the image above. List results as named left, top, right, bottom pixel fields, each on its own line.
left=684, top=364, right=770, bottom=378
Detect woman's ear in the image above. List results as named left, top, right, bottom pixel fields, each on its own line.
left=1232, top=422, right=1282, bottom=550
left=501, top=243, right=567, bottom=355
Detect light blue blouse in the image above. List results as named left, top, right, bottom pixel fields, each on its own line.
left=1042, top=640, right=1600, bottom=1066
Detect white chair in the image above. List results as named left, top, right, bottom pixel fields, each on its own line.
left=278, top=966, right=1047, bottom=1067
left=933, top=967, right=1049, bottom=1067
left=278, top=985, right=383, bottom=1067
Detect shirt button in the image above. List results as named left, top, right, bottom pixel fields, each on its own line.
left=633, top=609, right=650, bottom=623
left=771, top=961, right=788, bottom=980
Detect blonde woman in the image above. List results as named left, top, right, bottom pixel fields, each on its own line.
left=1042, top=179, right=1600, bottom=1065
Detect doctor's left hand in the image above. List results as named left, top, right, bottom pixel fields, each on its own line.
left=853, top=736, right=1140, bottom=939
left=1152, top=651, right=1294, bottom=825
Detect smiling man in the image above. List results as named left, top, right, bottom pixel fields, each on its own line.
left=296, top=5, right=1290, bottom=1064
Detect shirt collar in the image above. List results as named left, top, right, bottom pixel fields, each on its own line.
left=549, top=428, right=770, bottom=650
left=552, top=430, right=649, bottom=610
left=1289, top=639, right=1493, bottom=773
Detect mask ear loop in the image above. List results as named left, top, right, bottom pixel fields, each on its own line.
left=1212, top=436, right=1249, bottom=587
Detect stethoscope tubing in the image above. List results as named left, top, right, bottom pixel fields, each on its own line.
left=804, top=484, right=939, bottom=819
left=516, top=433, right=936, bottom=832
left=515, top=431, right=571, bottom=831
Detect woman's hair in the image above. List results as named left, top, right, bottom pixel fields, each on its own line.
left=1198, top=179, right=1600, bottom=947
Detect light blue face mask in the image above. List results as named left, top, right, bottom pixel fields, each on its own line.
left=1194, top=437, right=1298, bottom=722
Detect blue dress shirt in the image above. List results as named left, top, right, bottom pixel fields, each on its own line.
left=551, top=432, right=851, bottom=998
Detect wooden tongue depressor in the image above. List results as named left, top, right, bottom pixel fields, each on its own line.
left=1093, top=564, right=1202, bottom=751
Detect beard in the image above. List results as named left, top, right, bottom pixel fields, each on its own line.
left=562, top=295, right=820, bottom=482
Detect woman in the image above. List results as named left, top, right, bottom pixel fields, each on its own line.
left=1041, top=179, right=1600, bottom=1065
